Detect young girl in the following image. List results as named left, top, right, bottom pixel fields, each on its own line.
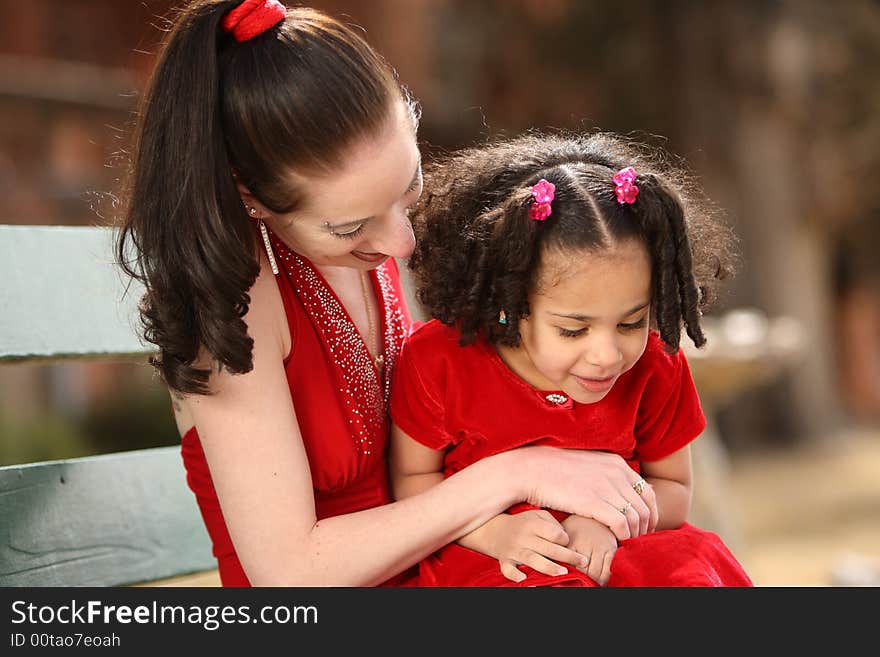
left=116, top=1, right=657, bottom=587
left=390, top=132, right=753, bottom=586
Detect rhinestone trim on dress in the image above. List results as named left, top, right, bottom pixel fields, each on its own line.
left=269, top=230, right=408, bottom=456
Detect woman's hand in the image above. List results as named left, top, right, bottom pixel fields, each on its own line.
left=512, top=446, right=658, bottom=541
left=458, top=510, right=589, bottom=583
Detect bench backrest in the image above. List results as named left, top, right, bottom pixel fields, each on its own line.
left=0, top=225, right=215, bottom=586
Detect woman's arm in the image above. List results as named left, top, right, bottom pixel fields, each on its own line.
left=390, top=423, right=589, bottom=579
left=639, top=445, right=693, bottom=531
left=187, top=265, right=654, bottom=585
left=185, top=265, right=519, bottom=585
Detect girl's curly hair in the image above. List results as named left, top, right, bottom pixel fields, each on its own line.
left=408, top=131, right=737, bottom=352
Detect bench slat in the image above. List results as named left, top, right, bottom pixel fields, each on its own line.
left=0, top=225, right=152, bottom=361
left=0, top=446, right=215, bottom=586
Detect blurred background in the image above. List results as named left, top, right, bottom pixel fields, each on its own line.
left=0, top=0, right=878, bottom=586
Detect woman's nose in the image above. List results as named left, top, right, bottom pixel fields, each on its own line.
left=371, top=209, right=415, bottom=259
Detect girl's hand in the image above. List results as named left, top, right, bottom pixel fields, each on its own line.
left=516, top=447, right=658, bottom=540
left=459, top=510, right=589, bottom=583
left=561, top=515, right=619, bottom=586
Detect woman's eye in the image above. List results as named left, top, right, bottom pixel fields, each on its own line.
left=558, top=327, right=587, bottom=338
left=332, top=224, right=365, bottom=239
left=407, top=170, right=423, bottom=194
left=620, top=318, right=648, bottom=331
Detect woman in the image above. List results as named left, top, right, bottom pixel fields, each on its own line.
left=117, top=0, right=656, bottom=586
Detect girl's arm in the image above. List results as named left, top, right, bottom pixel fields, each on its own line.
left=639, top=444, right=693, bottom=531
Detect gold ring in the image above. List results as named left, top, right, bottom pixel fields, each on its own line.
left=632, top=479, right=646, bottom=496
left=619, top=501, right=633, bottom=515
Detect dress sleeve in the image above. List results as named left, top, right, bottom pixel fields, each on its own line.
left=634, top=346, right=707, bottom=462
left=390, top=335, right=454, bottom=451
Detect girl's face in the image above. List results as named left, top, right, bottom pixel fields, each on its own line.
left=502, top=239, right=652, bottom=405
left=263, top=100, right=422, bottom=270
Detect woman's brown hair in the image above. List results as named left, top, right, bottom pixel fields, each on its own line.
left=116, top=1, right=414, bottom=394
left=409, top=131, right=737, bottom=352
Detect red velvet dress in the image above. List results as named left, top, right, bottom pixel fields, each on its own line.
left=180, top=228, right=414, bottom=586
left=390, top=320, right=753, bottom=587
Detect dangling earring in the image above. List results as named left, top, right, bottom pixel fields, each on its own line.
left=498, top=310, right=507, bottom=325
left=246, top=203, right=279, bottom=276
left=258, top=217, right=279, bottom=276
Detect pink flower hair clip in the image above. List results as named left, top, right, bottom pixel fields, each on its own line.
left=529, top=178, right=556, bottom=221
left=613, top=166, right=639, bottom=205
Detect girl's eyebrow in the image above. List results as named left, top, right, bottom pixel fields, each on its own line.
left=548, top=301, right=650, bottom=322
left=324, top=159, right=422, bottom=230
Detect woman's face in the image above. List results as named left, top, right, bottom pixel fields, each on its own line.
left=263, top=100, right=421, bottom=270
left=501, top=239, right=653, bottom=405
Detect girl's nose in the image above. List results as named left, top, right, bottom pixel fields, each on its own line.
left=584, top=333, right=623, bottom=371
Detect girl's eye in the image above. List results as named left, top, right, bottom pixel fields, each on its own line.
left=619, top=318, right=648, bottom=331
left=331, top=224, right=365, bottom=239
left=558, top=327, right=587, bottom=339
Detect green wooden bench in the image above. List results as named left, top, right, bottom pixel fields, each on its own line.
left=0, top=225, right=218, bottom=587
left=0, top=226, right=752, bottom=587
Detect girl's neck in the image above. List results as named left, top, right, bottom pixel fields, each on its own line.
left=494, top=342, right=558, bottom=393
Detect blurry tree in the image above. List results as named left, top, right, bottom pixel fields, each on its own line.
left=415, top=0, right=880, bottom=445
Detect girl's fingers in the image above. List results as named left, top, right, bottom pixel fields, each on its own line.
left=587, top=548, right=606, bottom=584
left=531, top=512, right=570, bottom=545
left=519, top=552, right=570, bottom=578
left=499, top=560, right=527, bottom=583
left=599, top=550, right=615, bottom=587
left=532, top=538, right=590, bottom=570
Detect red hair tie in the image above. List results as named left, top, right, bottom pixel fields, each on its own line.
left=222, top=0, right=287, bottom=43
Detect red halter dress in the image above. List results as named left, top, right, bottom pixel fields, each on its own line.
left=180, top=228, right=412, bottom=586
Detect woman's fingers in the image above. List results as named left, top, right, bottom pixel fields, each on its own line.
left=613, top=469, right=657, bottom=537
left=524, top=447, right=658, bottom=539
left=615, top=487, right=650, bottom=537
left=593, top=498, right=632, bottom=541
left=642, top=481, right=659, bottom=532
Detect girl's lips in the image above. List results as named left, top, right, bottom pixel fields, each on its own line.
left=352, top=251, right=388, bottom=263
left=574, top=375, right=616, bottom=393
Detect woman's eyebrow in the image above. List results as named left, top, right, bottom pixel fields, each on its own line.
left=324, top=159, right=422, bottom=230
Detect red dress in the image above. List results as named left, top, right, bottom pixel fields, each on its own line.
left=390, top=320, right=753, bottom=587
left=180, top=228, right=413, bottom=586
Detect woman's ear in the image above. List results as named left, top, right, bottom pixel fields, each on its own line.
left=231, top=171, right=267, bottom=219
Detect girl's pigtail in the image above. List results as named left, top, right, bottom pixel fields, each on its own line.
left=636, top=173, right=705, bottom=351
left=477, top=190, right=538, bottom=346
